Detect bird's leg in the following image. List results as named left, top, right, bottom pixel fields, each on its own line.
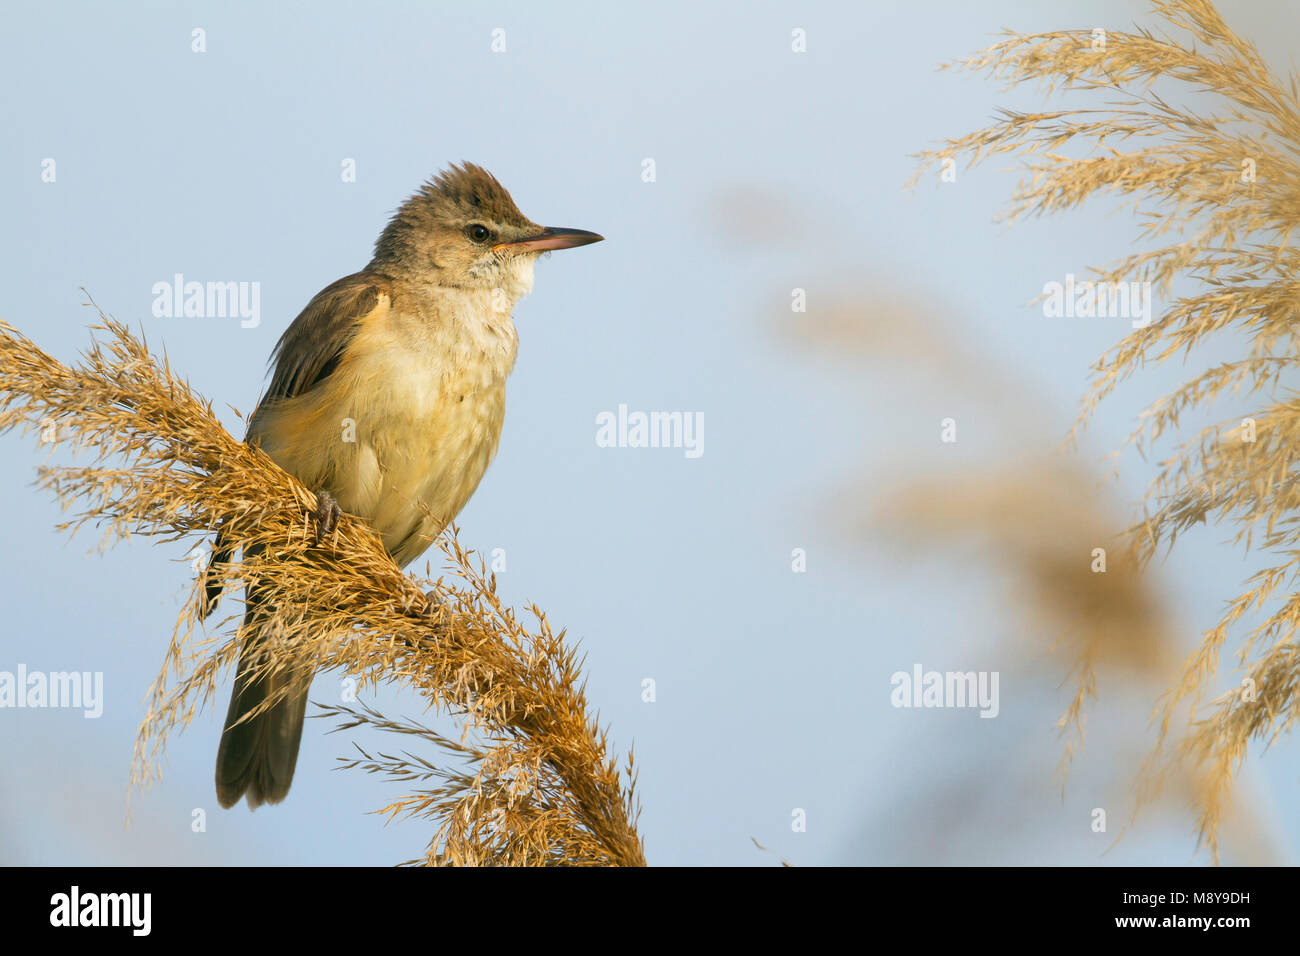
left=311, top=489, right=342, bottom=544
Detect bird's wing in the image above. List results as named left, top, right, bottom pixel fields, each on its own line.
left=262, top=272, right=391, bottom=403
left=207, top=273, right=390, bottom=614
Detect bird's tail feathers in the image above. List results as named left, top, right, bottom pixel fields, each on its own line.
left=215, top=609, right=311, bottom=809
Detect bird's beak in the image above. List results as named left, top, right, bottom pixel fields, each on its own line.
left=494, top=227, right=604, bottom=254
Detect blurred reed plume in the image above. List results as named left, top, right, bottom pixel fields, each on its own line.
left=0, top=307, right=645, bottom=866
left=789, top=287, right=1281, bottom=863
left=874, top=457, right=1276, bottom=856
left=913, top=0, right=1300, bottom=857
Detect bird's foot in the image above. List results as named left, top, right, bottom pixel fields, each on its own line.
left=421, top=590, right=445, bottom=621
left=312, top=490, right=342, bottom=544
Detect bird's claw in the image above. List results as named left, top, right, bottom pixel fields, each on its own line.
left=312, top=490, right=341, bottom=544
left=421, top=590, right=444, bottom=620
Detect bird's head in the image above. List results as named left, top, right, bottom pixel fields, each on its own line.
left=370, top=162, right=602, bottom=299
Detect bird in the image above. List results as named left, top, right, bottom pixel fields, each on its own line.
left=206, top=162, right=603, bottom=809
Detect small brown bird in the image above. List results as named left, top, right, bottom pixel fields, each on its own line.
left=209, top=163, right=602, bottom=809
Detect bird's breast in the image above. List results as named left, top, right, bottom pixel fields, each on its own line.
left=252, top=296, right=518, bottom=565
left=344, top=305, right=516, bottom=553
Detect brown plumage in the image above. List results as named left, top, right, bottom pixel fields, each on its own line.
left=210, top=163, right=603, bottom=809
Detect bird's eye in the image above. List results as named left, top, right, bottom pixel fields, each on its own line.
left=467, top=224, right=492, bottom=243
